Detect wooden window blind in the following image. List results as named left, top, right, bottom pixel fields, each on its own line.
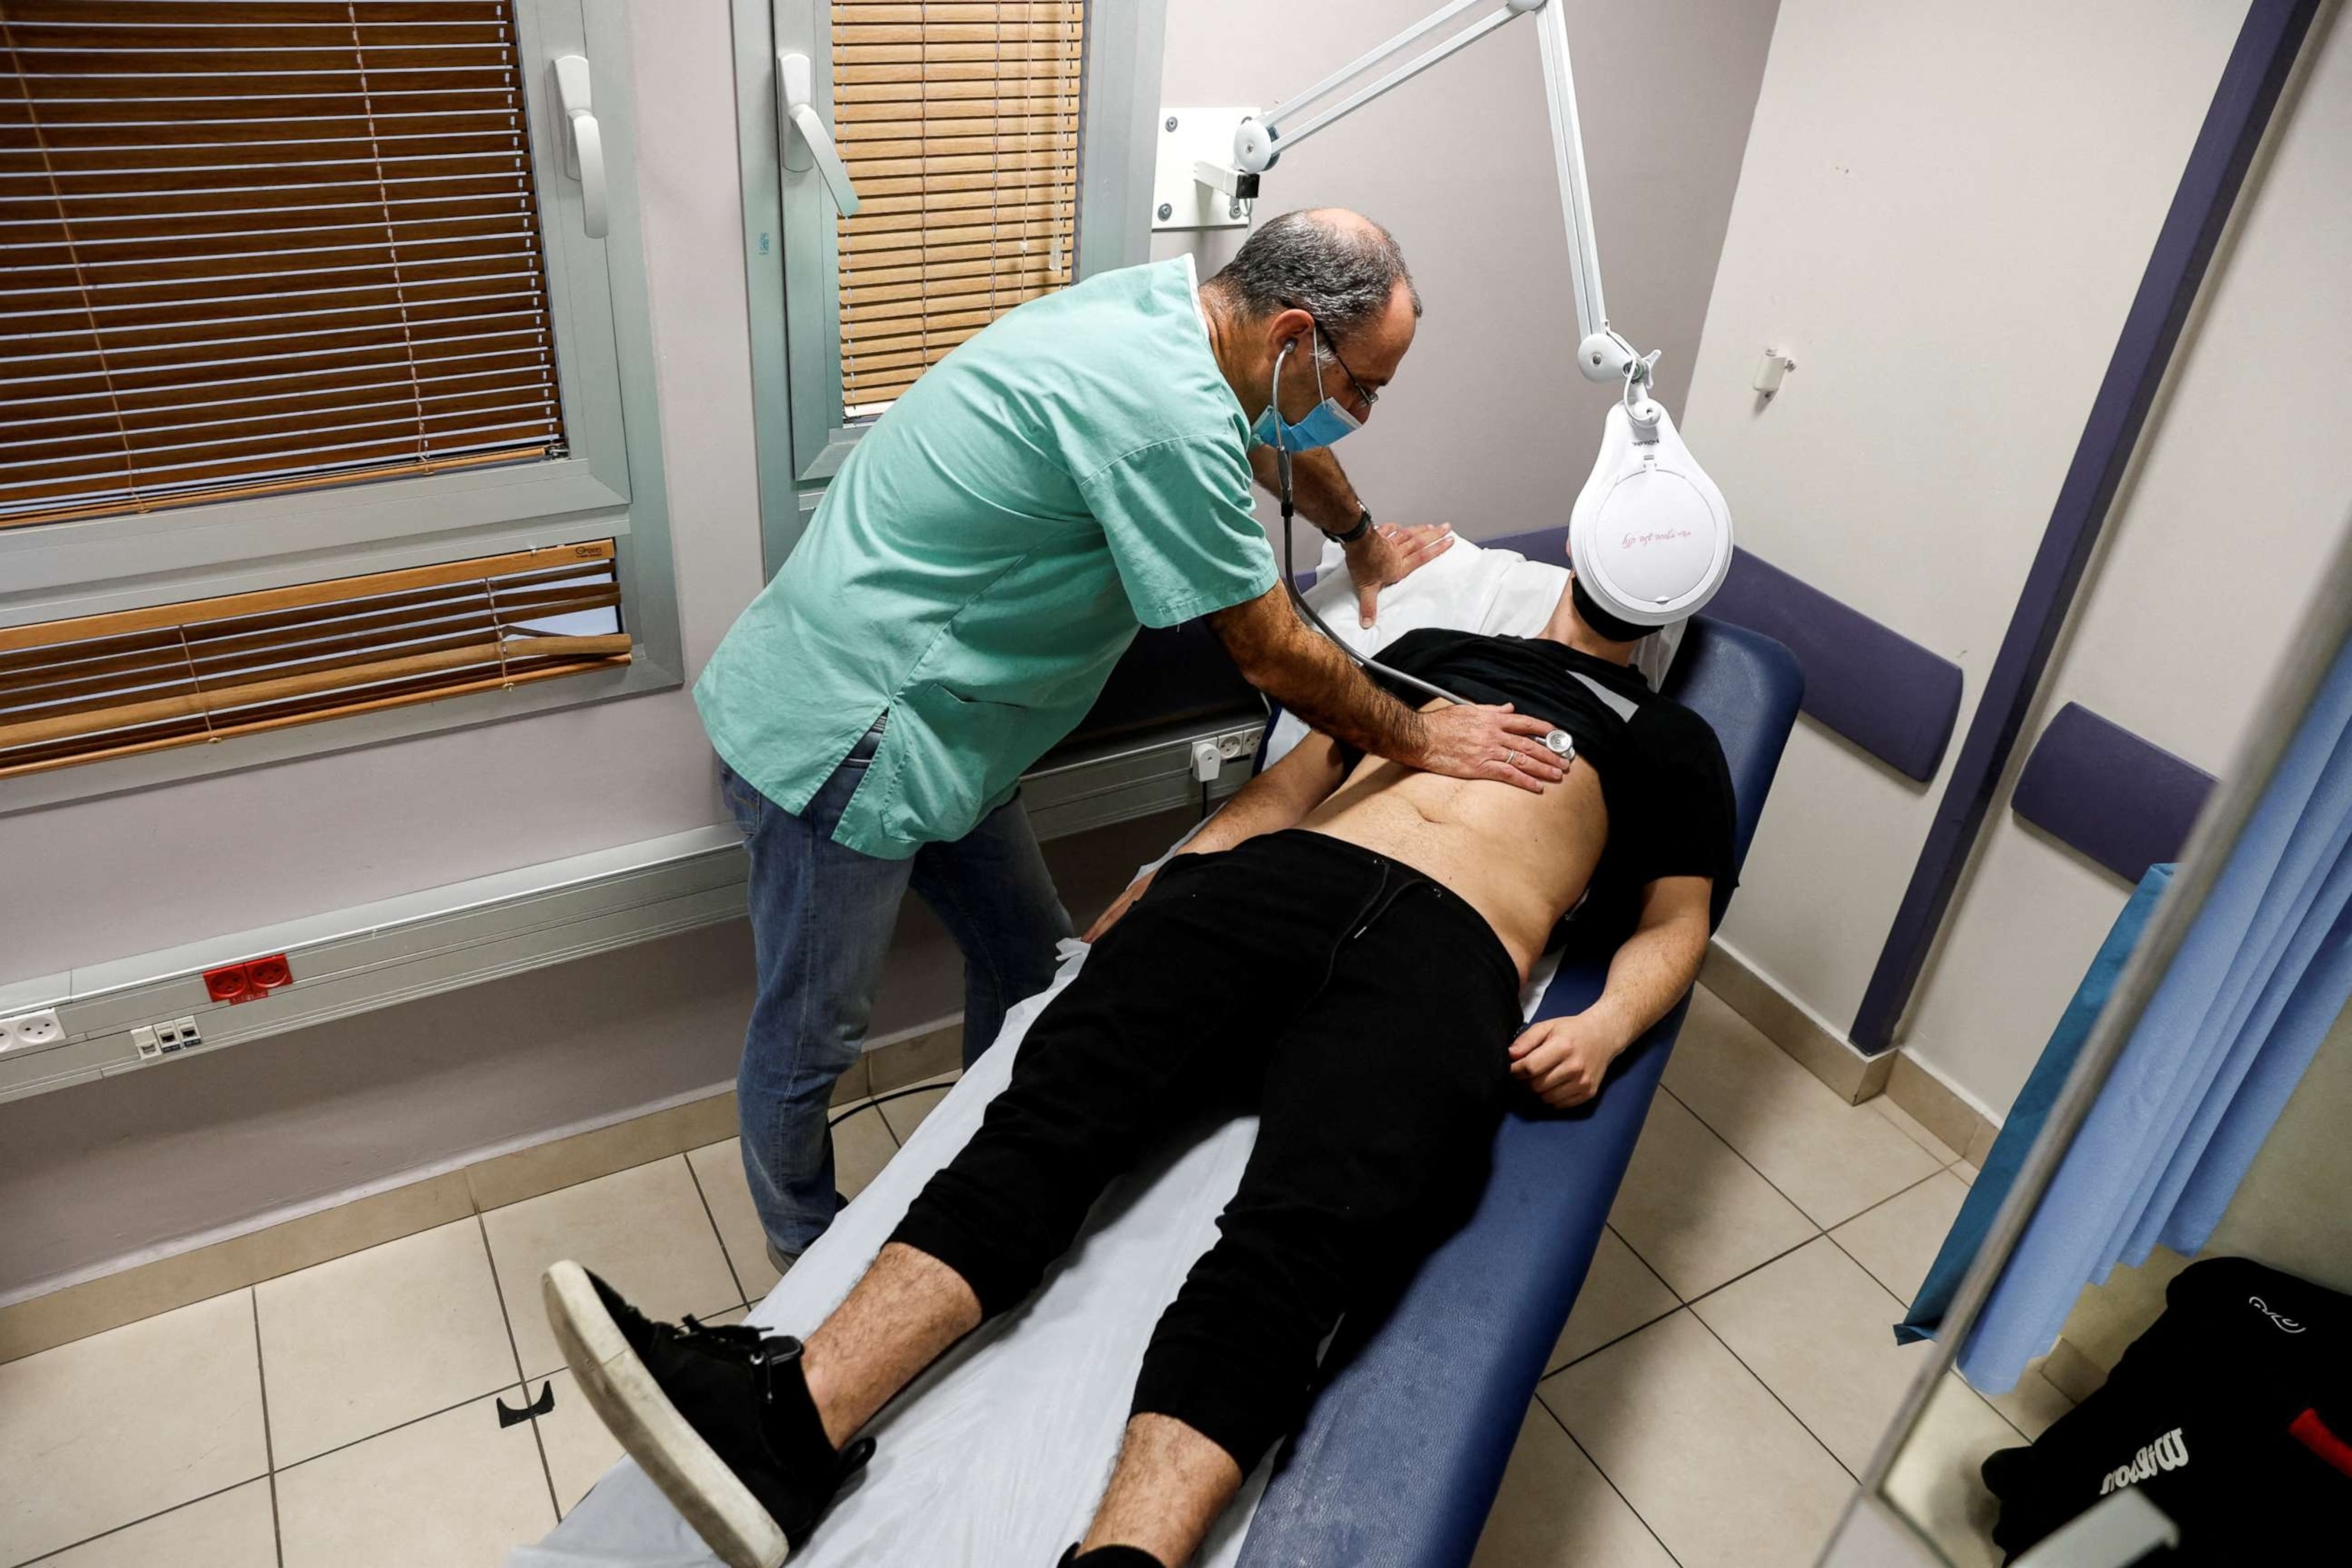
left=0, top=540, right=629, bottom=779
left=832, top=0, right=1085, bottom=417
left=0, top=0, right=564, bottom=531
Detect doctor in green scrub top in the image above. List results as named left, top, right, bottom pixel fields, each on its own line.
left=695, top=210, right=1569, bottom=1268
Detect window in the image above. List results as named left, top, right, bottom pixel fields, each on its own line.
left=0, top=541, right=626, bottom=780
left=737, top=0, right=1164, bottom=568
left=0, top=2, right=566, bottom=526
left=0, top=0, right=681, bottom=811
left=831, top=0, right=1084, bottom=418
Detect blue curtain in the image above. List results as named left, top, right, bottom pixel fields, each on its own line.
left=1948, top=635, right=2352, bottom=1393
left=1897, top=864, right=2173, bottom=1351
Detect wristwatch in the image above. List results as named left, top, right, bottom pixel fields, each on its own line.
left=1328, top=508, right=1374, bottom=546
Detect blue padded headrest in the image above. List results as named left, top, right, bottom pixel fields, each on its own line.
left=1658, top=616, right=1804, bottom=875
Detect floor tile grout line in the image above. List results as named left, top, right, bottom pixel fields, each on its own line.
left=1653, top=1081, right=1832, bottom=1238
left=269, top=1374, right=538, bottom=1478
left=1818, top=1227, right=1916, bottom=1309
left=683, top=1151, right=750, bottom=1308
left=1830, top=1161, right=1955, bottom=1230
left=1538, top=1226, right=1681, bottom=1375
left=1652, top=1172, right=2053, bottom=1455
left=1865, top=1093, right=1970, bottom=1167
left=1530, top=1382, right=1687, bottom=1568
left=472, top=1212, right=565, bottom=1524
left=250, top=1289, right=286, bottom=1568
left=1684, top=1305, right=1864, bottom=1486
left=1542, top=1297, right=1684, bottom=1378
left=1553, top=1218, right=1824, bottom=1377
left=1661, top=1076, right=1942, bottom=1233
left=863, top=1099, right=903, bottom=1152
left=1609, top=1196, right=1818, bottom=1317
left=12, top=1475, right=275, bottom=1567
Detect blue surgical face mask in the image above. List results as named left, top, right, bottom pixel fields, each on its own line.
left=1250, top=335, right=1364, bottom=452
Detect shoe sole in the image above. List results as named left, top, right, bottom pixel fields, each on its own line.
left=542, top=1260, right=791, bottom=1568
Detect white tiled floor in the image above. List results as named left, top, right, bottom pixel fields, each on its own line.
left=2, top=991, right=2063, bottom=1568
left=0, top=1100, right=908, bottom=1568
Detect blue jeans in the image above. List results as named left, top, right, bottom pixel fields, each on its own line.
left=720, top=728, right=1072, bottom=1258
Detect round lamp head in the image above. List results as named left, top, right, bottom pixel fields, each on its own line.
left=1568, top=401, right=1733, bottom=629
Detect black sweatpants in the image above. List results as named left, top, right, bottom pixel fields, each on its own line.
left=890, top=829, right=1527, bottom=1468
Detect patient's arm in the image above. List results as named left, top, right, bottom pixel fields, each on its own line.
left=1080, top=735, right=1347, bottom=942
left=1509, top=875, right=1713, bottom=1109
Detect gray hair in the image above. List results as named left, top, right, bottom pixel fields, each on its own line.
left=1205, top=210, right=1422, bottom=342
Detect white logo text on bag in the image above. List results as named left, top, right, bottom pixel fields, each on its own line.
left=2098, top=1427, right=2190, bottom=1494
left=2249, top=1294, right=2308, bottom=1333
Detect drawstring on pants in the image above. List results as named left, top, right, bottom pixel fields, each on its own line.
left=1314, top=860, right=1428, bottom=998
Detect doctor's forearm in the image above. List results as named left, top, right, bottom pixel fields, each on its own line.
left=1248, top=446, right=1363, bottom=533
left=1209, top=590, right=1430, bottom=766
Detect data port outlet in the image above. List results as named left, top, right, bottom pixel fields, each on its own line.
left=2, top=1009, right=63, bottom=1050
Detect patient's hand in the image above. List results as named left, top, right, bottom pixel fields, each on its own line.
left=1508, top=1013, right=1625, bottom=1109
left=1083, top=872, right=1157, bottom=944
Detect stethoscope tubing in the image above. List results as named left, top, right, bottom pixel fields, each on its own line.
left=1270, top=338, right=1576, bottom=764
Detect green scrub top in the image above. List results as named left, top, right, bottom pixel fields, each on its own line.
left=695, top=256, right=1278, bottom=860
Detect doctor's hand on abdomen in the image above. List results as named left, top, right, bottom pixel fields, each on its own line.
left=1413, top=702, right=1570, bottom=792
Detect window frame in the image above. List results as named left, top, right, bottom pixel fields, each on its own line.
left=0, top=0, right=684, bottom=817
left=730, top=0, right=1166, bottom=576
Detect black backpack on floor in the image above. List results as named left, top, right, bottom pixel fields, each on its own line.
left=1979, top=1256, right=2350, bottom=1563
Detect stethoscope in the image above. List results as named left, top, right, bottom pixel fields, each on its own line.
left=1267, top=335, right=1578, bottom=767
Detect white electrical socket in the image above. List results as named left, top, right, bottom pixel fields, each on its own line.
left=2, top=1008, right=63, bottom=1050
left=132, top=1025, right=162, bottom=1060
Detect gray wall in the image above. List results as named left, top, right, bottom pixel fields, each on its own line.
left=0, top=0, right=1779, bottom=1302
left=1155, top=0, right=1780, bottom=556
left=1680, top=0, right=2352, bottom=1117
left=0, top=815, right=1179, bottom=1296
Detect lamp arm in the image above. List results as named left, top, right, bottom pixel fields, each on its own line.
left=1217, top=0, right=1650, bottom=395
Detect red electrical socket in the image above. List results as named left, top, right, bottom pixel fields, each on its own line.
left=201, top=954, right=292, bottom=1004
left=203, top=963, right=253, bottom=1003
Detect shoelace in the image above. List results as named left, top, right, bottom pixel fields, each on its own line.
left=671, top=1316, right=877, bottom=1481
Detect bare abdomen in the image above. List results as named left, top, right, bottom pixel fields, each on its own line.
left=1299, top=756, right=1609, bottom=975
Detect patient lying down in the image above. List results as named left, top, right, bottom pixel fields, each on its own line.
left=543, top=572, right=1735, bottom=1568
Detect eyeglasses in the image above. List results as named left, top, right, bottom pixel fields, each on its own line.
left=1313, top=320, right=1380, bottom=411
left=1285, top=309, right=1379, bottom=412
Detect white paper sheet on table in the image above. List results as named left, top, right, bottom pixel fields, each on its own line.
left=508, top=536, right=1596, bottom=1568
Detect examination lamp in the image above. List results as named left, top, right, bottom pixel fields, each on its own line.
left=1199, top=0, right=1733, bottom=637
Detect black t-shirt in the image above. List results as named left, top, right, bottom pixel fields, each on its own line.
left=1335, top=627, right=1739, bottom=935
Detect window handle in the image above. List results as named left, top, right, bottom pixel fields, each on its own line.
left=777, top=51, right=862, bottom=217
left=549, top=54, right=609, bottom=240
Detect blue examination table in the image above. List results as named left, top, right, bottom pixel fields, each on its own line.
left=522, top=570, right=1800, bottom=1568
left=1233, top=611, right=1801, bottom=1567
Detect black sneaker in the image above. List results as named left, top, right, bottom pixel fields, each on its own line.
left=542, top=1260, right=873, bottom=1567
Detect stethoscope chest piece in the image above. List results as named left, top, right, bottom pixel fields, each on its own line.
left=1543, top=730, right=1576, bottom=761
